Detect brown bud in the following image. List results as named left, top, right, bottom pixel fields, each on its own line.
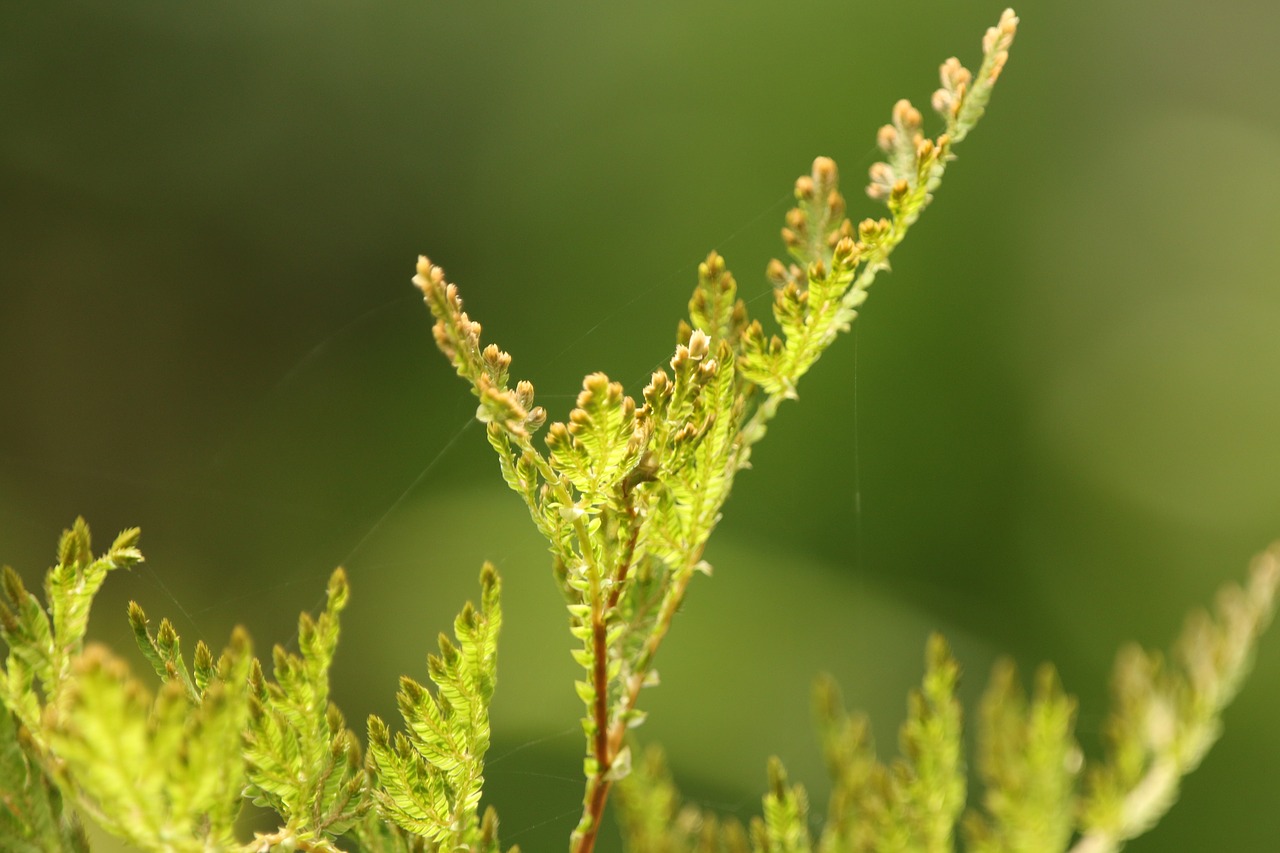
left=794, top=175, right=815, bottom=200
left=700, top=251, right=726, bottom=279
left=988, top=51, right=1009, bottom=83
left=876, top=124, right=898, bottom=152
left=546, top=421, right=570, bottom=448
left=826, top=189, right=845, bottom=220
left=832, top=236, right=858, bottom=269
left=812, top=156, right=838, bottom=188
left=526, top=406, right=547, bottom=432
left=765, top=258, right=787, bottom=285
left=931, top=89, right=953, bottom=115
left=892, top=99, right=922, bottom=131
left=645, top=369, right=669, bottom=397
left=687, top=329, right=711, bottom=360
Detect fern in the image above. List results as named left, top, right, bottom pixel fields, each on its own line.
left=0, top=8, right=1277, bottom=853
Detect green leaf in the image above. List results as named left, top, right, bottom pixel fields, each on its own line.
left=964, top=661, right=1079, bottom=853
left=1075, top=549, right=1280, bottom=852
left=367, top=564, right=505, bottom=849
left=244, top=567, right=368, bottom=845
left=757, top=757, right=812, bottom=853
left=0, top=708, right=88, bottom=853
left=45, top=632, right=252, bottom=853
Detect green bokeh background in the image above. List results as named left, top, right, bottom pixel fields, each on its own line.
left=3, top=2, right=1279, bottom=850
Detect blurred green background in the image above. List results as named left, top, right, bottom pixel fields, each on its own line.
left=3, top=1, right=1279, bottom=850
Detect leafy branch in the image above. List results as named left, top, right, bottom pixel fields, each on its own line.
left=415, top=11, right=1019, bottom=852
left=1, top=8, right=1277, bottom=853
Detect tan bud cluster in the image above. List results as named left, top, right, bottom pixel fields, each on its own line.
left=794, top=175, right=815, bottom=200
left=525, top=406, right=547, bottom=433
left=866, top=161, right=895, bottom=201
left=696, top=359, right=718, bottom=384
left=699, top=251, right=727, bottom=280
left=877, top=124, right=898, bottom=152
left=812, top=156, right=838, bottom=191
left=765, top=258, right=789, bottom=286
left=984, top=8, right=1019, bottom=55
left=412, top=255, right=447, bottom=296
left=832, top=236, right=860, bottom=271
left=933, top=57, right=971, bottom=118
left=983, top=9, right=1019, bottom=82
left=776, top=280, right=807, bottom=312
left=687, top=329, right=711, bottom=361
left=643, top=369, right=669, bottom=400
left=431, top=322, right=454, bottom=359
left=482, top=343, right=512, bottom=375
left=892, top=99, right=923, bottom=135
left=545, top=421, right=570, bottom=449
left=931, top=88, right=954, bottom=117
left=941, top=57, right=972, bottom=91
left=826, top=189, right=846, bottom=222
left=858, top=217, right=892, bottom=245
left=576, top=372, right=616, bottom=410
left=477, top=378, right=529, bottom=436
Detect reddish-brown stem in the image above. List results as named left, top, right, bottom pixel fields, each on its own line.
left=572, top=497, right=642, bottom=853
left=591, top=612, right=611, bottom=772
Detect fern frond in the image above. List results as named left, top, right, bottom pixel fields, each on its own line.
left=1072, top=547, right=1280, bottom=853
left=963, top=661, right=1080, bottom=853
left=45, top=632, right=253, bottom=852
left=0, top=519, right=142, bottom=737
left=0, top=707, right=88, bottom=853
left=243, top=568, right=368, bottom=848
left=367, top=564, right=504, bottom=850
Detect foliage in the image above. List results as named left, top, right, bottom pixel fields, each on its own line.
left=0, top=8, right=1276, bottom=853
left=0, top=523, right=508, bottom=853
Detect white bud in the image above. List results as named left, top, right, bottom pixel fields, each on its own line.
left=688, top=329, right=711, bottom=360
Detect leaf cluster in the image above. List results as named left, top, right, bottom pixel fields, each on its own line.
left=614, top=551, right=1279, bottom=853
left=0, top=522, right=514, bottom=853
left=1, top=8, right=1277, bottom=853
left=413, top=10, right=1021, bottom=851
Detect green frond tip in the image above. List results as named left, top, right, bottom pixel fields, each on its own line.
left=0, top=521, right=147, bottom=740
left=964, top=660, right=1080, bottom=853
left=414, top=255, right=546, bottom=441
left=1072, top=545, right=1280, bottom=853
left=45, top=635, right=253, bottom=853
left=897, top=633, right=965, bottom=851
left=687, top=251, right=748, bottom=349
left=756, top=757, right=811, bottom=853
left=128, top=602, right=200, bottom=701
left=615, top=743, right=750, bottom=853
left=367, top=564, right=505, bottom=849
left=546, top=372, right=645, bottom=504
left=0, top=707, right=89, bottom=853
left=243, top=567, right=367, bottom=845
left=811, top=637, right=965, bottom=853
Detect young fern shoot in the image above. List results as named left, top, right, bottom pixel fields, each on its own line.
left=3, top=8, right=1276, bottom=853
left=414, top=10, right=1019, bottom=851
